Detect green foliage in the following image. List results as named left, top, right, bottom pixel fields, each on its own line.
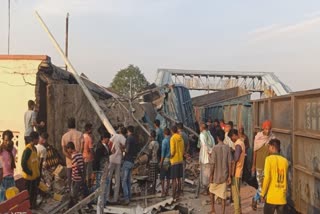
left=110, top=65, right=149, bottom=97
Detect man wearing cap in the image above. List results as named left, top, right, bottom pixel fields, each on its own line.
left=251, top=120, right=276, bottom=210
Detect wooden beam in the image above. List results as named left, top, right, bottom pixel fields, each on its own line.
left=35, top=11, right=116, bottom=135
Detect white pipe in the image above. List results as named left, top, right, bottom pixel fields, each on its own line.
left=35, top=11, right=116, bottom=136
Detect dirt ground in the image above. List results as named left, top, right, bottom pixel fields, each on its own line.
left=178, top=184, right=263, bottom=214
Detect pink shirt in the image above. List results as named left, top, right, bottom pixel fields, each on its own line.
left=0, top=147, right=17, bottom=177
left=83, top=133, right=93, bottom=162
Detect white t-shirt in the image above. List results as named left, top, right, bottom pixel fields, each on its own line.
left=24, top=110, right=35, bottom=136
left=35, top=144, right=47, bottom=160
left=224, top=133, right=235, bottom=151
left=109, top=134, right=126, bottom=164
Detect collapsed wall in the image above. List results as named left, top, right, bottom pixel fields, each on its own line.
left=35, top=61, right=152, bottom=162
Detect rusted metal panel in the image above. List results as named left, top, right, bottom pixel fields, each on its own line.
left=270, top=98, right=292, bottom=130
left=202, top=95, right=253, bottom=146
left=253, top=89, right=320, bottom=214
left=295, top=95, right=320, bottom=133
left=192, top=87, right=249, bottom=107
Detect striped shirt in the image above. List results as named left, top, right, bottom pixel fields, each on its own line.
left=71, top=152, right=84, bottom=182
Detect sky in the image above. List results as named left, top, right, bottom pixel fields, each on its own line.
left=0, top=0, right=320, bottom=93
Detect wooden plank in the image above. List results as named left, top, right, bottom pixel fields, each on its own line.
left=0, top=190, right=29, bottom=213
left=9, top=200, right=31, bottom=213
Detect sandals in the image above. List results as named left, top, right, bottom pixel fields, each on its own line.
left=252, top=198, right=257, bottom=211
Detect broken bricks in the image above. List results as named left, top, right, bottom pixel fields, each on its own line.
left=53, top=164, right=66, bottom=179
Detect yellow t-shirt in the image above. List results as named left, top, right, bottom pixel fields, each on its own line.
left=170, top=133, right=184, bottom=165
left=261, top=154, right=288, bottom=205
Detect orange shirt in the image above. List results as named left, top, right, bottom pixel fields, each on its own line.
left=61, top=129, right=84, bottom=168
left=234, top=139, right=245, bottom=178
left=83, top=133, right=93, bottom=162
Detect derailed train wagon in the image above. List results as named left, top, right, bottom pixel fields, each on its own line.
left=192, top=87, right=253, bottom=143
left=253, top=89, right=320, bottom=214
left=198, top=87, right=320, bottom=214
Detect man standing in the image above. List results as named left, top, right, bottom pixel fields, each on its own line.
left=66, top=142, right=85, bottom=209
left=93, top=132, right=111, bottom=190
left=261, top=139, right=288, bottom=214
left=206, top=119, right=213, bottom=133
left=210, top=119, right=220, bottom=144
left=24, top=100, right=45, bottom=144
left=148, top=130, right=159, bottom=195
left=170, top=125, right=184, bottom=200
left=24, top=100, right=35, bottom=144
left=83, top=123, right=94, bottom=188
left=21, top=131, right=40, bottom=209
left=106, top=127, right=127, bottom=204
left=198, top=123, right=215, bottom=196
left=154, top=119, right=164, bottom=161
left=177, top=122, right=189, bottom=193
left=160, top=128, right=171, bottom=197
left=224, top=121, right=235, bottom=151
left=209, top=129, right=232, bottom=214
left=228, top=129, right=246, bottom=214
left=35, top=132, right=48, bottom=179
left=61, top=117, right=84, bottom=189
left=252, top=120, right=275, bottom=210
left=122, top=126, right=138, bottom=205
left=154, top=119, right=164, bottom=146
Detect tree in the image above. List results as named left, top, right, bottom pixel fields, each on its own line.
left=111, top=65, right=149, bottom=97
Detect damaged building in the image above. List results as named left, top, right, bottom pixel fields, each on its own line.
left=0, top=55, right=198, bottom=213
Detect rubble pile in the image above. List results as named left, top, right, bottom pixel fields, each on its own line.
left=185, top=156, right=200, bottom=181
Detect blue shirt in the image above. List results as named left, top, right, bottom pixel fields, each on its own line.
left=161, top=136, right=171, bottom=159
left=156, top=128, right=164, bottom=145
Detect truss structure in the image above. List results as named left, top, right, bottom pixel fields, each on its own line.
left=155, top=69, right=291, bottom=96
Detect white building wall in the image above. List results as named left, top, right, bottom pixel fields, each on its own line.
left=0, top=59, right=42, bottom=175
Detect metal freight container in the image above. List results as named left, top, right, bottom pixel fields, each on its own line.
left=253, top=89, right=320, bottom=214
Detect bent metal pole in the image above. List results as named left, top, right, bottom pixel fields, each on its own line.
left=35, top=11, right=116, bottom=136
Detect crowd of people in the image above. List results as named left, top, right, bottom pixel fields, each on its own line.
left=202, top=119, right=288, bottom=214
left=0, top=99, right=289, bottom=214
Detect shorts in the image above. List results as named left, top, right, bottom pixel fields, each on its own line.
left=170, top=163, right=183, bottom=179
left=160, top=162, right=171, bottom=180
left=84, top=161, right=93, bottom=180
